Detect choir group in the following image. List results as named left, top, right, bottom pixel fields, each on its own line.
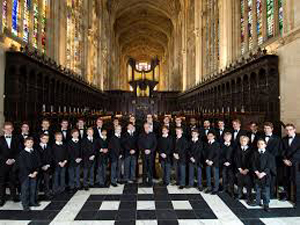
left=0, top=114, right=299, bottom=212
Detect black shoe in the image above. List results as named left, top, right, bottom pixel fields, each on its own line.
left=13, top=196, right=20, bottom=202
left=205, top=188, right=212, bottom=194
left=111, top=183, right=118, bottom=187
left=0, top=200, right=5, bottom=207
left=264, top=205, right=270, bottom=212
left=238, top=194, right=243, bottom=199
left=148, top=182, right=153, bottom=187
left=198, top=186, right=203, bottom=192
left=211, top=190, right=219, bottom=195
left=246, top=199, right=254, bottom=205
left=84, top=186, right=89, bottom=191
left=30, top=203, right=41, bottom=207
left=179, top=186, right=184, bottom=189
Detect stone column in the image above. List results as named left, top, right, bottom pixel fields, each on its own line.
left=252, top=0, right=258, bottom=48
left=0, top=45, right=6, bottom=128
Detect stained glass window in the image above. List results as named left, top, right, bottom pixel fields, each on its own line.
left=33, top=1, right=39, bottom=48
left=266, top=0, right=274, bottom=38
left=12, top=0, right=20, bottom=36
left=2, top=0, right=8, bottom=32
left=241, top=0, right=245, bottom=54
left=256, top=0, right=263, bottom=45
left=279, top=0, right=283, bottom=35
left=23, top=0, right=31, bottom=42
left=248, top=0, right=253, bottom=50
left=41, top=0, right=47, bottom=52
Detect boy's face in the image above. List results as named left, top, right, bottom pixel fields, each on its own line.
left=162, top=128, right=169, bottom=135
left=72, top=131, right=79, bottom=139
left=175, top=118, right=181, bottom=124
left=78, top=120, right=85, bottom=127
left=204, top=121, right=210, bottom=128
left=240, top=138, right=249, bottom=146
left=224, top=134, right=232, bottom=142
left=40, top=136, right=49, bottom=144
left=176, top=129, right=183, bottom=136
left=250, top=123, right=258, bottom=132
left=191, top=131, right=199, bottom=139
left=87, top=129, right=94, bottom=136
left=3, top=125, right=13, bottom=135
left=116, top=127, right=122, bottom=134
left=55, top=134, right=63, bottom=142
left=113, top=119, right=119, bottom=126
left=144, top=124, right=150, bottom=133
left=24, top=140, right=34, bottom=148
left=264, top=126, right=273, bottom=135
left=232, top=121, right=241, bottom=130
left=190, top=118, right=196, bottom=125
left=21, top=124, right=29, bottom=133
left=218, top=121, right=224, bottom=128
left=129, top=117, right=136, bottom=124
left=207, top=133, right=215, bottom=140
left=96, top=120, right=103, bottom=127
left=146, top=115, right=153, bottom=123
left=163, top=117, right=170, bottom=124
left=61, top=121, right=68, bottom=129
left=42, top=121, right=50, bottom=129
left=285, top=126, right=296, bottom=137
left=101, top=130, right=107, bottom=137
left=257, top=141, right=266, bottom=149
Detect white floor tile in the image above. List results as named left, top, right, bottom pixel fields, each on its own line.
left=239, top=199, right=294, bottom=209
left=260, top=217, right=300, bottom=225
left=99, top=201, right=120, bottom=210
left=172, top=200, right=193, bottom=210
left=138, top=188, right=154, bottom=194
left=137, top=201, right=156, bottom=210
left=136, top=220, right=158, bottom=225
left=0, top=201, right=51, bottom=210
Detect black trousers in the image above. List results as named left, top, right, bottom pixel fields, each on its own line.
left=142, top=154, right=153, bottom=184
left=21, top=177, right=37, bottom=207
left=0, top=164, right=17, bottom=200
left=283, top=162, right=300, bottom=203
left=39, top=170, right=51, bottom=195
left=236, top=172, right=252, bottom=199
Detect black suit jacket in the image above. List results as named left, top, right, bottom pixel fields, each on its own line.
left=188, top=139, right=204, bottom=167
left=234, top=145, right=253, bottom=170
left=138, top=132, right=157, bottom=157
left=282, top=135, right=300, bottom=162
left=59, top=129, right=72, bottom=144
left=263, top=134, right=281, bottom=157
left=0, top=135, right=20, bottom=168
left=216, top=128, right=231, bottom=143
left=204, top=141, right=221, bottom=167
left=247, top=131, right=264, bottom=149
left=232, top=129, right=248, bottom=147
left=174, top=136, right=189, bottom=164
left=81, top=137, right=97, bottom=167
left=121, top=131, right=138, bottom=158
left=109, top=135, right=123, bottom=162
left=199, top=127, right=216, bottom=143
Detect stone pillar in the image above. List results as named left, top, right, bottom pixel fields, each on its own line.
left=252, top=0, right=258, bottom=48
left=194, top=0, right=202, bottom=83
left=0, top=46, right=5, bottom=128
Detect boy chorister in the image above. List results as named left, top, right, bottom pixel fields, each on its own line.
left=96, top=129, right=109, bottom=187
left=60, top=119, right=71, bottom=144
left=234, top=135, right=253, bottom=204
left=67, top=129, right=82, bottom=191
left=281, top=123, right=300, bottom=203
left=138, top=123, right=157, bottom=186
left=77, top=118, right=87, bottom=140
left=18, top=122, right=31, bottom=151
left=36, top=134, right=53, bottom=199
left=122, top=123, right=138, bottom=183
left=188, top=129, right=204, bottom=191
left=17, top=137, right=40, bottom=211
left=158, top=126, right=174, bottom=186
left=81, top=128, right=96, bottom=190
left=109, top=125, right=123, bottom=187
left=204, top=131, right=220, bottom=194
left=173, top=127, right=189, bottom=189
left=36, top=119, right=54, bottom=145
left=221, top=132, right=234, bottom=197
left=252, top=139, right=275, bottom=212
left=0, top=122, right=20, bottom=206
left=52, top=132, right=68, bottom=194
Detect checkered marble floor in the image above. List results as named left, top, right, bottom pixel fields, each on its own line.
left=0, top=183, right=299, bottom=225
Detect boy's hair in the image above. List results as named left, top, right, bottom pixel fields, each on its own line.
left=249, top=121, right=258, bottom=126
left=162, top=125, right=169, bottom=131
left=239, top=135, right=249, bottom=142
left=24, top=137, right=34, bottom=144
left=207, top=131, right=216, bottom=136
left=264, top=122, right=274, bottom=129
left=87, top=127, right=94, bottom=132
left=232, top=119, right=241, bottom=124
left=285, top=123, right=296, bottom=129
left=21, top=121, right=30, bottom=126
left=3, top=121, right=13, bottom=128
left=224, top=132, right=232, bottom=137
left=191, top=128, right=199, bottom=134
left=55, top=132, right=63, bottom=137
left=71, top=129, right=79, bottom=135
left=61, top=119, right=68, bottom=123
left=175, top=127, right=183, bottom=131
left=41, top=118, right=50, bottom=123
left=40, top=133, right=49, bottom=139
left=257, top=138, right=266, bottom=144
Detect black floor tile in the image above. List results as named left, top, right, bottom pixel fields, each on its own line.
left=174, top=210, right=197, bottom=219
left=137, top=210, right=157, bottom=220
left=115, top=209, right=136, bottom=220
left=156, top=209, right=177, bottom=220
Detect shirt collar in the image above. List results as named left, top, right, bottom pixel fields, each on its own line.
left=162, top=134, right=168, bottom=138
left=224, top=142, right=231, bottom=146
left=24, top=147, right=33, bottom=153
left=258, top=148, right=266, bottom=154
left=55, top=141, right=63, bottom=145
left=192, top=137, right=198, bottom=142
left=72, top=138, right=79, bottom=142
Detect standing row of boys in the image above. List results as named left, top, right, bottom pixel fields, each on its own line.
left=0, top=115, right=299, bottom=212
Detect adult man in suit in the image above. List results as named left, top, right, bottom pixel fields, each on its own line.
left=18, top=122, right=31, bottom=151
left=76, top=118, right=87, bottom=140
left=281, top=123, right=300, bottom=205
left=0, top=122, right=20, bottom=206
left=93, top=117, right=104, bottom=140
left=199, top=120, right=215, bottom=143
left=216, top=120, right=230, bottom=143
left=231, top=119, right=248, bottom=148
left=35, top=119, right=55, bottom=145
